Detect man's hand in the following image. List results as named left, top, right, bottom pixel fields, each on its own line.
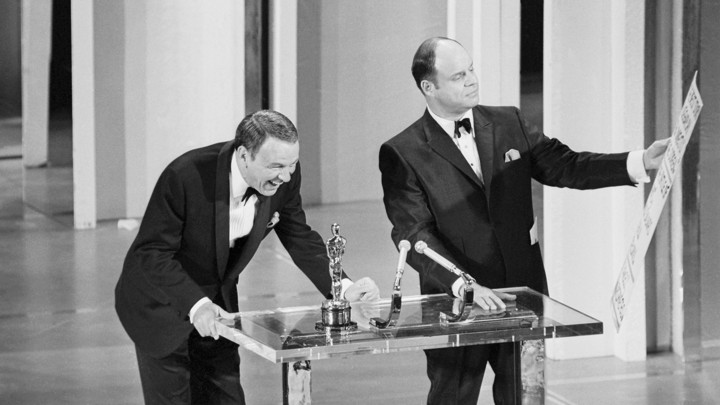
left=344, top=277, right=381, bottom=302
left=191, top=301, right=235, bottom=339
left=643, top=138, right=670, bottom=171
left=471, top=283, right=516, bottom=311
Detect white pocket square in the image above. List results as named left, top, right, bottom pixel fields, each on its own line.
left=504, top=149, right=521, bottom=163
left=267, top=212, right=280, bottom=228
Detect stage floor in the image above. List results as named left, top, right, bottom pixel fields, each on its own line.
left=0, top=198, right=718, bottom=404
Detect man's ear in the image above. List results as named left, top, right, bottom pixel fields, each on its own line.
left=421, top=80, right=434, bottom=95
left=237, top=145, right=250, bottom=164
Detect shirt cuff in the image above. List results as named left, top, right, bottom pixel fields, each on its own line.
left=189, top=297, right=212, bottom=324
left=341, top=278, right=353, bottom=299
left=627, top=150, right=650, bottom=183
left=451, top=277, right=465, bottom=298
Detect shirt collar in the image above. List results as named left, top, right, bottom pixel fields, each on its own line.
left=230, top=149, right=251, bottom=199
left=427, top=106, right=475, bottom=138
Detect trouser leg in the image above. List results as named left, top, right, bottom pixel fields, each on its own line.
left=489, top=341, right=522, bottom=405
left=135, top=329, right=245, bottom=405
left=425, top=345, right=492, bottom=404
left=425, top=342, right=521, bottom=405
left=188, top=329, right=245, bottom=405
left=135, top=343, right=192, bottom=405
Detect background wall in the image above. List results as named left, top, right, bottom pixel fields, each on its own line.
left=297, top=0, right=444, bottom=205
left=699, top=0, right=720, bottom=354
left=94, top=0, right=126, bottom=220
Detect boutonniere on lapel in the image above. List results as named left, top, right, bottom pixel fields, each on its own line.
left=504, top=149, right=521, bottom=163
left=267, top=211, right=280, bottom=228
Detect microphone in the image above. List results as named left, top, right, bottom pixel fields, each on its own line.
left=393, top=240, right=411, bottom=288
left=370, top=240, right=411, bottom=329
left=396, top=240, right=410, bottom=272
left=414, top=240, right=477, bottom=324
left=414, top=241, right=464, bottom=278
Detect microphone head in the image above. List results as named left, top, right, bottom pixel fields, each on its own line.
left=414, top=241, right=427, bottom=254
left=398, top=240, right=411, bottom=251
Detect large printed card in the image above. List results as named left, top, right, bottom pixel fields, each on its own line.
left=611, top=72, right=703, bottom=332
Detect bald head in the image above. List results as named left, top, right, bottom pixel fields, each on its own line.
left=411, top=37, right=462, bottom=94
left=411, top=37, right=479, bottom=119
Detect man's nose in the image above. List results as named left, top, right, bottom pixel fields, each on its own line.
left=278, top=168, right=292, bottom=182
left=466, top=71, right=478, bottom=86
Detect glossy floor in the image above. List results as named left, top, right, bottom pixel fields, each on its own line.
left=1, top=197, right=719, bottom=404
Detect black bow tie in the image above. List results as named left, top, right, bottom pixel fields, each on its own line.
left=454, top=118, right=472, bottom=138
left=241, top=187, right=259, bottom=203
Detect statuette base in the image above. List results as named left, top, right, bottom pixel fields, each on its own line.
left=315, top=301, right=357, bottom=332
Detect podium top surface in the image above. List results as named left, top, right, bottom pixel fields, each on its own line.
left=216, top=287, right=602, bottom=363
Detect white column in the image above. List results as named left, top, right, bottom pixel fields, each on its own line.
left=544, top=0, right=646, bottom=360
left=69, top=0, right=246, bottom=225
left=21, top=0, right=52, bottom=168
left=141, top=1, right=243, bottom=191
left=451, top=0, right=521, bottom=107
left=71, top=0, right=97, bottom=229
left=610, top=0, right=647, bottom=362
left=123, top=0, right=148, bottom=218
left=270, top=0, right=297, bottom=123
left=447, top=0, right=457, bottom=39
left=122, top=0, right=245, bottom=218
left=670, top=0, right=684, bottom=358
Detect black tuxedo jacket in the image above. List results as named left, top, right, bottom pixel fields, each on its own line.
left=379, top=105, right=634, bottom=296
left=115, top=140, right=333, bottom=358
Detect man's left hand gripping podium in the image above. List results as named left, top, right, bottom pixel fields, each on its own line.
left=315, top=223, right=358, bottom=332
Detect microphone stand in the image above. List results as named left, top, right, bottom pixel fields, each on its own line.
left=370, top=240, right=410, bottom=329
left=414, top=241, right=476, bottom=324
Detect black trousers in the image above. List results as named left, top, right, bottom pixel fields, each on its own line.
left=425, top=342, right=521, bottom=405
left=135, top=329, right=245, bottom=405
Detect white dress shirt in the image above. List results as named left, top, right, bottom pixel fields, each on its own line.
left=427, top=108, right=484, bottom=181
left=229, top=150, right=258, bottom=245
left=190, top=150, right=255, bottom=323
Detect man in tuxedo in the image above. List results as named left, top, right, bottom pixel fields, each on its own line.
left=378, top=37, right=668, bottom=404
left=116, top=110, right=379, bottom=405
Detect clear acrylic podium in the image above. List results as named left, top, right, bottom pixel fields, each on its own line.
left=216, top=287, right=603, bottom=404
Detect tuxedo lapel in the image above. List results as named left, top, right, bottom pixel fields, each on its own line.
left=423, top=111, right=485, bottom=191
left=473, top=108, right=495, bottom=193
left=215, top=141, right=235, bottom=280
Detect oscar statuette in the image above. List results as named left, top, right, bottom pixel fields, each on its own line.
left=315, top=223, right=358, bottom=332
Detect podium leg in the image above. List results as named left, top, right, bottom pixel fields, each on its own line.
left=521, top=339, right=545, bottom=404
left=283, top=360, right=312, bottom=405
